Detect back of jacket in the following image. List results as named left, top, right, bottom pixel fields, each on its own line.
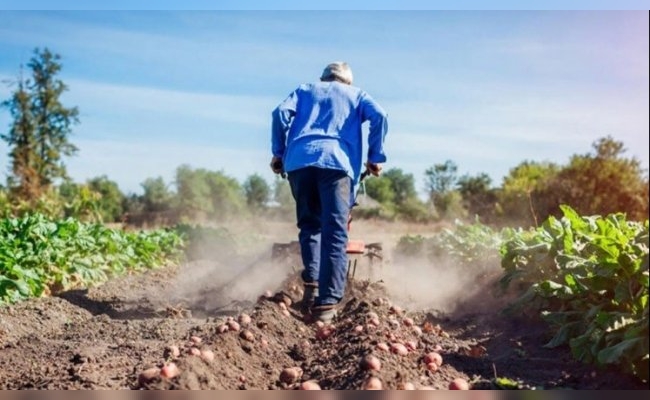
left=271, top=81, right=388, bottom=184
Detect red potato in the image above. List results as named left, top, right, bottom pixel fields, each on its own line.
left=389, top=305, right=403, bottom=315
left=187, top=347, right=201, bottom=356
left=279, top=367, right=303, bottom=384
left=426, top=362, right=438, bottom=372
left=364, top=377, right=383, bottom=390
left=227, top=320, right=241, bottom=332
left=397, top=382, right=416, bottom=390
left=423, top=351, right=443, bottom=367
left=190, top=335, right=202, bottom=345
left=239, top=375, right=247, bottom=383
left=366, top=312, right=379, bottom=320
left=369, top=317, right=381, bottom=327
left=138, top=367, right=160, bottom=385
left=278, top=302, right=288, bottom=311
left=449, top=378, right=470, bottom=390
left=353, top=325, right=364, bottom=334
left=376, top=342, right=390, bottom=352
left=300, top=380, right=322, bottom=390
left=160, top=363, right=180, bottom=379
left=165, top=345, right=180, bottom=359
left=281, top=309, right=291, bottom=317
left=260, top=338, right=269, bottom=349
left=200, top=349, right=215, bottom=362
left=315, top=325, right=335, bottom=340
left=412, top=326, right=423, bottom=336
left=402, top=317, right=414, bottom=327
left=314, top=320, right=325, bottom=329
left=238, top=313, right=251, bottom=326
left=217, top=324, right=229, bottom=334
left=240, top=330, right=255, bottom=342
left=390, top=342, right=409, bottom=355
left=405, top=340, right=418, bottom=350
left=360, top=354, right=382, bottom=371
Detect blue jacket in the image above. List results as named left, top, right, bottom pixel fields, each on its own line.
left=271, top=81, right=388, bottom=185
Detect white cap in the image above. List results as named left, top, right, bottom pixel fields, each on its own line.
left=320, top=61, right=353, bottom=85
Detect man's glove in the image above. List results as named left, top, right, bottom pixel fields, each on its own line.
left=365, top=161, right=382, bottom=177
left=270, top=156, right=284, bottom=174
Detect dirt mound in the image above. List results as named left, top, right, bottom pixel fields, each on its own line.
left=0, top=260, right=645, bottom=390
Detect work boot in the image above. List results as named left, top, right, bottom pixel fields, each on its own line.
left=300, top=283, right=319, bottom=313
left=311, top=304, right=338, bottom=324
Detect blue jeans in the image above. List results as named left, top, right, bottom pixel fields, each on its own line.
left=288, top=167, right=351, bottom=306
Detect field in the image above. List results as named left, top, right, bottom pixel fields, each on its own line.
left=0, top=219, right=646, bottom=390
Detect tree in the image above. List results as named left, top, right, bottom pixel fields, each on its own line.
left=140, top=177, right=174, bottom=213
left=424, top=160, right=458, bottom=198
left=243, top=173, right=271, bottom=213
left=87, top=175, right=125, bottom=222
left=424, top=160, right=463, bottom=220
left=500, top=160, right=559, bottom=227
left=382, top=168, right=418, bottom=206
left=0, top=48, right=79, bottom=202
left=457, top=173, right=498, bottom=222
left=545, top=136, right=648, bottom=221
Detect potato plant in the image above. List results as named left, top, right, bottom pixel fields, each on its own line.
left=0, top=213, right=184, bottom=304
left=500, top=205, right=649, bottom=381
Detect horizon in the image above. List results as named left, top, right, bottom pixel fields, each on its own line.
left=0, top=6, right=648, bottom=196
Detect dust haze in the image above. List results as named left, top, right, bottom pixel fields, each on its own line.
left=144, top=219, right=505, bottom=317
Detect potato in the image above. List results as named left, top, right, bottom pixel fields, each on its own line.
left=216, top=324, right=229, bottom=334
left=279, top=367, right=303, bottom=384
left=405, top=340, right=418, bottom=350
left=300, top=380, right=322, bottom=390
left=238, top=313, right=252, bottom=326
left=426, top=362, right=438, bottom=372
left=227, top=320, right=241, bottom=332
left=449, top=378, right=470, bottom=390
left=240, top=329, right=255, bottom=342
left=187, top=347, right=201, bottom=356
left=315, top=325, right=335, bottom=340
left=411, top=326, right=423, bottom=336
left=397, top=381, right=415, bottom=390
left=402, top=317, right=414, bottom=327
left=360, top=354, right=381, bottom=371
left=376, top=342, right=389, bottom=352
left=138, top=367, right=160, bottom=385
left=190, top=335, right=202, bottom=345
left=164, top=345, right=180, bottom=359
left=353, top=325, right=364, bottom=334
left=160, top=363, right=180, bottom=379
left=390, top=342, right=408, bottom=355
left=200, top=349, right=215, bottom=362
left=363, top=376, right=383, bottom=390
left=423, top=351, right=443, bottom=367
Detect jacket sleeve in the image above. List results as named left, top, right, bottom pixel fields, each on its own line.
left=271, top=90, right=298, bottom=158
left=360, top=91, right=388, bottom=164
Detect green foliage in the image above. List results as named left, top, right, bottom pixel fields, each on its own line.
left=544, top=136, right=649, bottom=222
left=86, top=175, right=125, bottom=222
left=395, top=219, right=511, bottom=275
left=382, top=168, right=419, bottom=206
left=500, top=205, right=649, bottom=381
left=243, top=173, right=271, bottom=212
left=140, top=176, right=174, bottom=213
left=174, top=165, right=245, bottom=222
left=424, top=159, right=458, bottom=197
left=0, top=213, right=183, bottom=305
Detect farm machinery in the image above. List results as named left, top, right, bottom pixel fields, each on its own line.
left=271, top=170, right=384, bottom=281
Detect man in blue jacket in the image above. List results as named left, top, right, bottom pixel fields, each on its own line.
left=270, top=61, right=388, bottom=323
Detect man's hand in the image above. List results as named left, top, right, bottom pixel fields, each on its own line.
left=270, top=156, right=284, bottom=174
left=365, top=162, right=382, bottom=177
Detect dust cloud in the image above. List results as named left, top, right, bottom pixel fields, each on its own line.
left=347, top=220, right=506, bottom=316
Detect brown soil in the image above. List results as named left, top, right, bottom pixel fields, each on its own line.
left=0, top=220, right=646, bottom=390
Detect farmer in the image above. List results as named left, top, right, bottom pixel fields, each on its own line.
left=270, top=61, right=388, bottom=323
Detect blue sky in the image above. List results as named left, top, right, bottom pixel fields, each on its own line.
left=0, top=3, right=648, bottom=196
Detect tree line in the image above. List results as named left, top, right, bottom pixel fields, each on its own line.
left=1, top=48, right=648, bottom=228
